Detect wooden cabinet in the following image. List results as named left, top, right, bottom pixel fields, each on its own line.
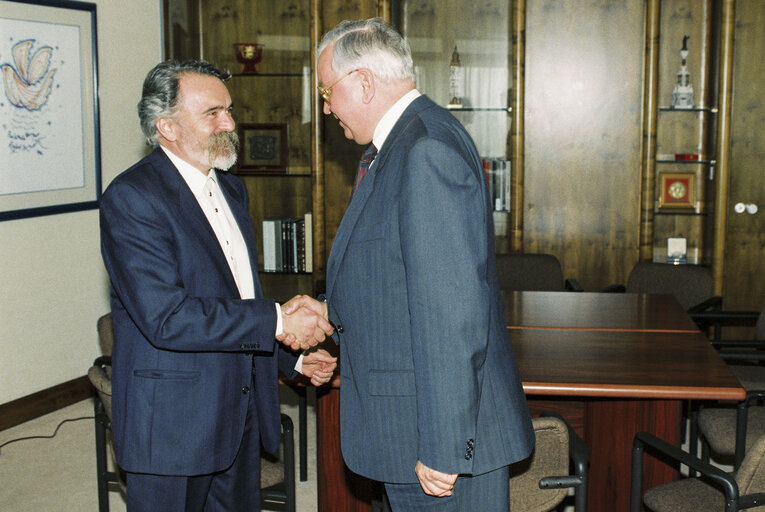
left=166, top=0, right=761, bottom=310
left=199, top=1, right=316, bottom=302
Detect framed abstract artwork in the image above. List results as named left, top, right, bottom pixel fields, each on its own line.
left=0, top=0, right=101, bottom=220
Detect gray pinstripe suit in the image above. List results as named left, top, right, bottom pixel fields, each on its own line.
left=325, top=96, right=535, bottom=499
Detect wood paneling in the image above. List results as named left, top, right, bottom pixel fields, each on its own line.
left=187, top=0, right=762, bottom=308
left=524, top=1, right=645, bottom=289
left=723, top=0, right=765, bottom=311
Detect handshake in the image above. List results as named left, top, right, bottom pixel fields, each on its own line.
left=277, top=295, right=336, bottom=386
left=277, top=295, right=334, bottom=351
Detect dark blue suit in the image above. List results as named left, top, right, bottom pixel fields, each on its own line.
left=325, top=96, right=534, bottom=503
left=100, top=148, right=297, bottom=505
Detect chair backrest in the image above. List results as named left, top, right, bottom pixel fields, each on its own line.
left=496, top=253, right=566, bottom=291
left=97, top=313, right=114, bottom=356
left=509, top=416, right=569, bottom=512
left=88, top=364, right=113, bottom=420
left=625, top=262, right=714, bottom=310
left=734, top=433, right=765, bottom=495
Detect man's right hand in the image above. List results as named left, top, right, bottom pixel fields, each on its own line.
left=277, top=295, right=333, bottom=351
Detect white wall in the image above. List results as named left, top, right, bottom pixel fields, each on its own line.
left=0, top=0, right=163, bottom=404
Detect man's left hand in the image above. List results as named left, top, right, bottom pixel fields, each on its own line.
left=415, top=461, right=458, bottom=497
left=301, top=348, right=337, bottom=386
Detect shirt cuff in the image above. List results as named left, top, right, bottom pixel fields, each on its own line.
left=275, top=302, right=283, bottom=337
left=294, top=353, right=305, bottom=374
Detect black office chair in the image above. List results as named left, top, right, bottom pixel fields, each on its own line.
left=89, top=313, right=296, bottom=512
left=605, top=261, right=722, bottom=314
left=496, top=253, right=583, bottom=292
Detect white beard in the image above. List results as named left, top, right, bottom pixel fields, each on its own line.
left=209, top=131, right=239, bottom=170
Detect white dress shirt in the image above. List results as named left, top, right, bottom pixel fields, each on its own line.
left=160, top=146, right=286, bottom=339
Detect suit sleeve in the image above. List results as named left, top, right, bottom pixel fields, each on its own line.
left=398, top=136, right=490, bottom=474
left=100, top=177, right=279, bottom=353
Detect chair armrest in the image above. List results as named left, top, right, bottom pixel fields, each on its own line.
left=718, top=350, right=765, bottom=362
left=687, top=295, right=723, bottom=314
left=738, top=492, right=765, bottom=509
left=742, top=390, right=765, bottom=405
left=565, top=278, right=584, bottom=292
left=690, top=310, right=760, bottom=325
left=714, top=340, right=765, bottom=348
left=631, top=431, right=739, bottom=511
left=93, top=355, right=112, bottom=367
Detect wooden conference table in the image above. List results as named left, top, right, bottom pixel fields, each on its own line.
left=315, top=291, right=745, bottom=511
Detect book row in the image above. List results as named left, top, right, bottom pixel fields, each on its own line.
left=262, top=212, right=313, bottom=273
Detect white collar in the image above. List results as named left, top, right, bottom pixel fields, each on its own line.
left=160, top=145, right=215, bottom=196
left=372, top=89, right=421, bottom=152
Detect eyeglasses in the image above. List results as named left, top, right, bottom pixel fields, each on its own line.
left=317, top=69, right=357, bottom=103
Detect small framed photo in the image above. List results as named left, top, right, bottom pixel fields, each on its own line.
left=658, top=172, right=696, bottom=209
left=237, top=123, right=288, bottom=174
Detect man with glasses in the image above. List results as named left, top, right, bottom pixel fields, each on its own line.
left=312, top=18, right=535, bottom=511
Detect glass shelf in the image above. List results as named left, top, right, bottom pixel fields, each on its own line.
left=659, top=106, right=718, bottom=113
left=446, top=106, right=512, bottom=113
left=232, top=72, right=308, bottom=78
left=654, top=210, right=709, bottom=216
left=656, top=159, right=716, bottom=165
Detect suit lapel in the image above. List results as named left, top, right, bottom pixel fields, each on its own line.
left=151, top=148, right=241, bottom=296
left=218, top=173, right=265, bottom=299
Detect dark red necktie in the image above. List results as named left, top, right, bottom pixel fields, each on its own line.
left=354, top=143, right=378, bottom=190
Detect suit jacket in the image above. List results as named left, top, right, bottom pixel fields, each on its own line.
left=325, top=95, right=535, bottom=484
left=100, top=147, right=297, bottom=476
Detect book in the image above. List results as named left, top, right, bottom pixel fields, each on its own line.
left=304, top=212, right=313, bottom=273
left=262, top=217, right=285, bottom=272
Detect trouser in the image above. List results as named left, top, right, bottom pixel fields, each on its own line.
left=384, top=465, right=510, bottom=511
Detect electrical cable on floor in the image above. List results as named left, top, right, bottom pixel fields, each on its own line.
left=0, top=416, right=94, bottom=456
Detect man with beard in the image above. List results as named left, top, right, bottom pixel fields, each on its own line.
left=100, top=60, right=336, bottom=511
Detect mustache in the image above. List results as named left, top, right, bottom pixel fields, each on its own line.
left=209, top=131, right=239, bottom=156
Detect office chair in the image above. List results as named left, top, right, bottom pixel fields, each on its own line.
left=509, top=413, right=589, bottom=512
left=89, top=313, right=296, bottom=512
left=606, top=261, right=722, bottom=314
left=690, top=306, right=765, bottom=470
left=496, top=253, right=583, bottom=292
left=631, top=430, right=765, bottom=511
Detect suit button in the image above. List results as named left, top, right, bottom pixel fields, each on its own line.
left=242, top=386, right=250, bottom=394
left=336, top=324, right=344, bottom=333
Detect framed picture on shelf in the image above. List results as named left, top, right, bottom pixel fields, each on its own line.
left=658, top=172, right=696, bottom=209
left=237, top=123, right=288, bottom=174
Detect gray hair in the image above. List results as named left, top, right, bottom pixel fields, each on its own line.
left=317, top=18, right=415, bottom=84
left=137, top=60, right=230, bottom=146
